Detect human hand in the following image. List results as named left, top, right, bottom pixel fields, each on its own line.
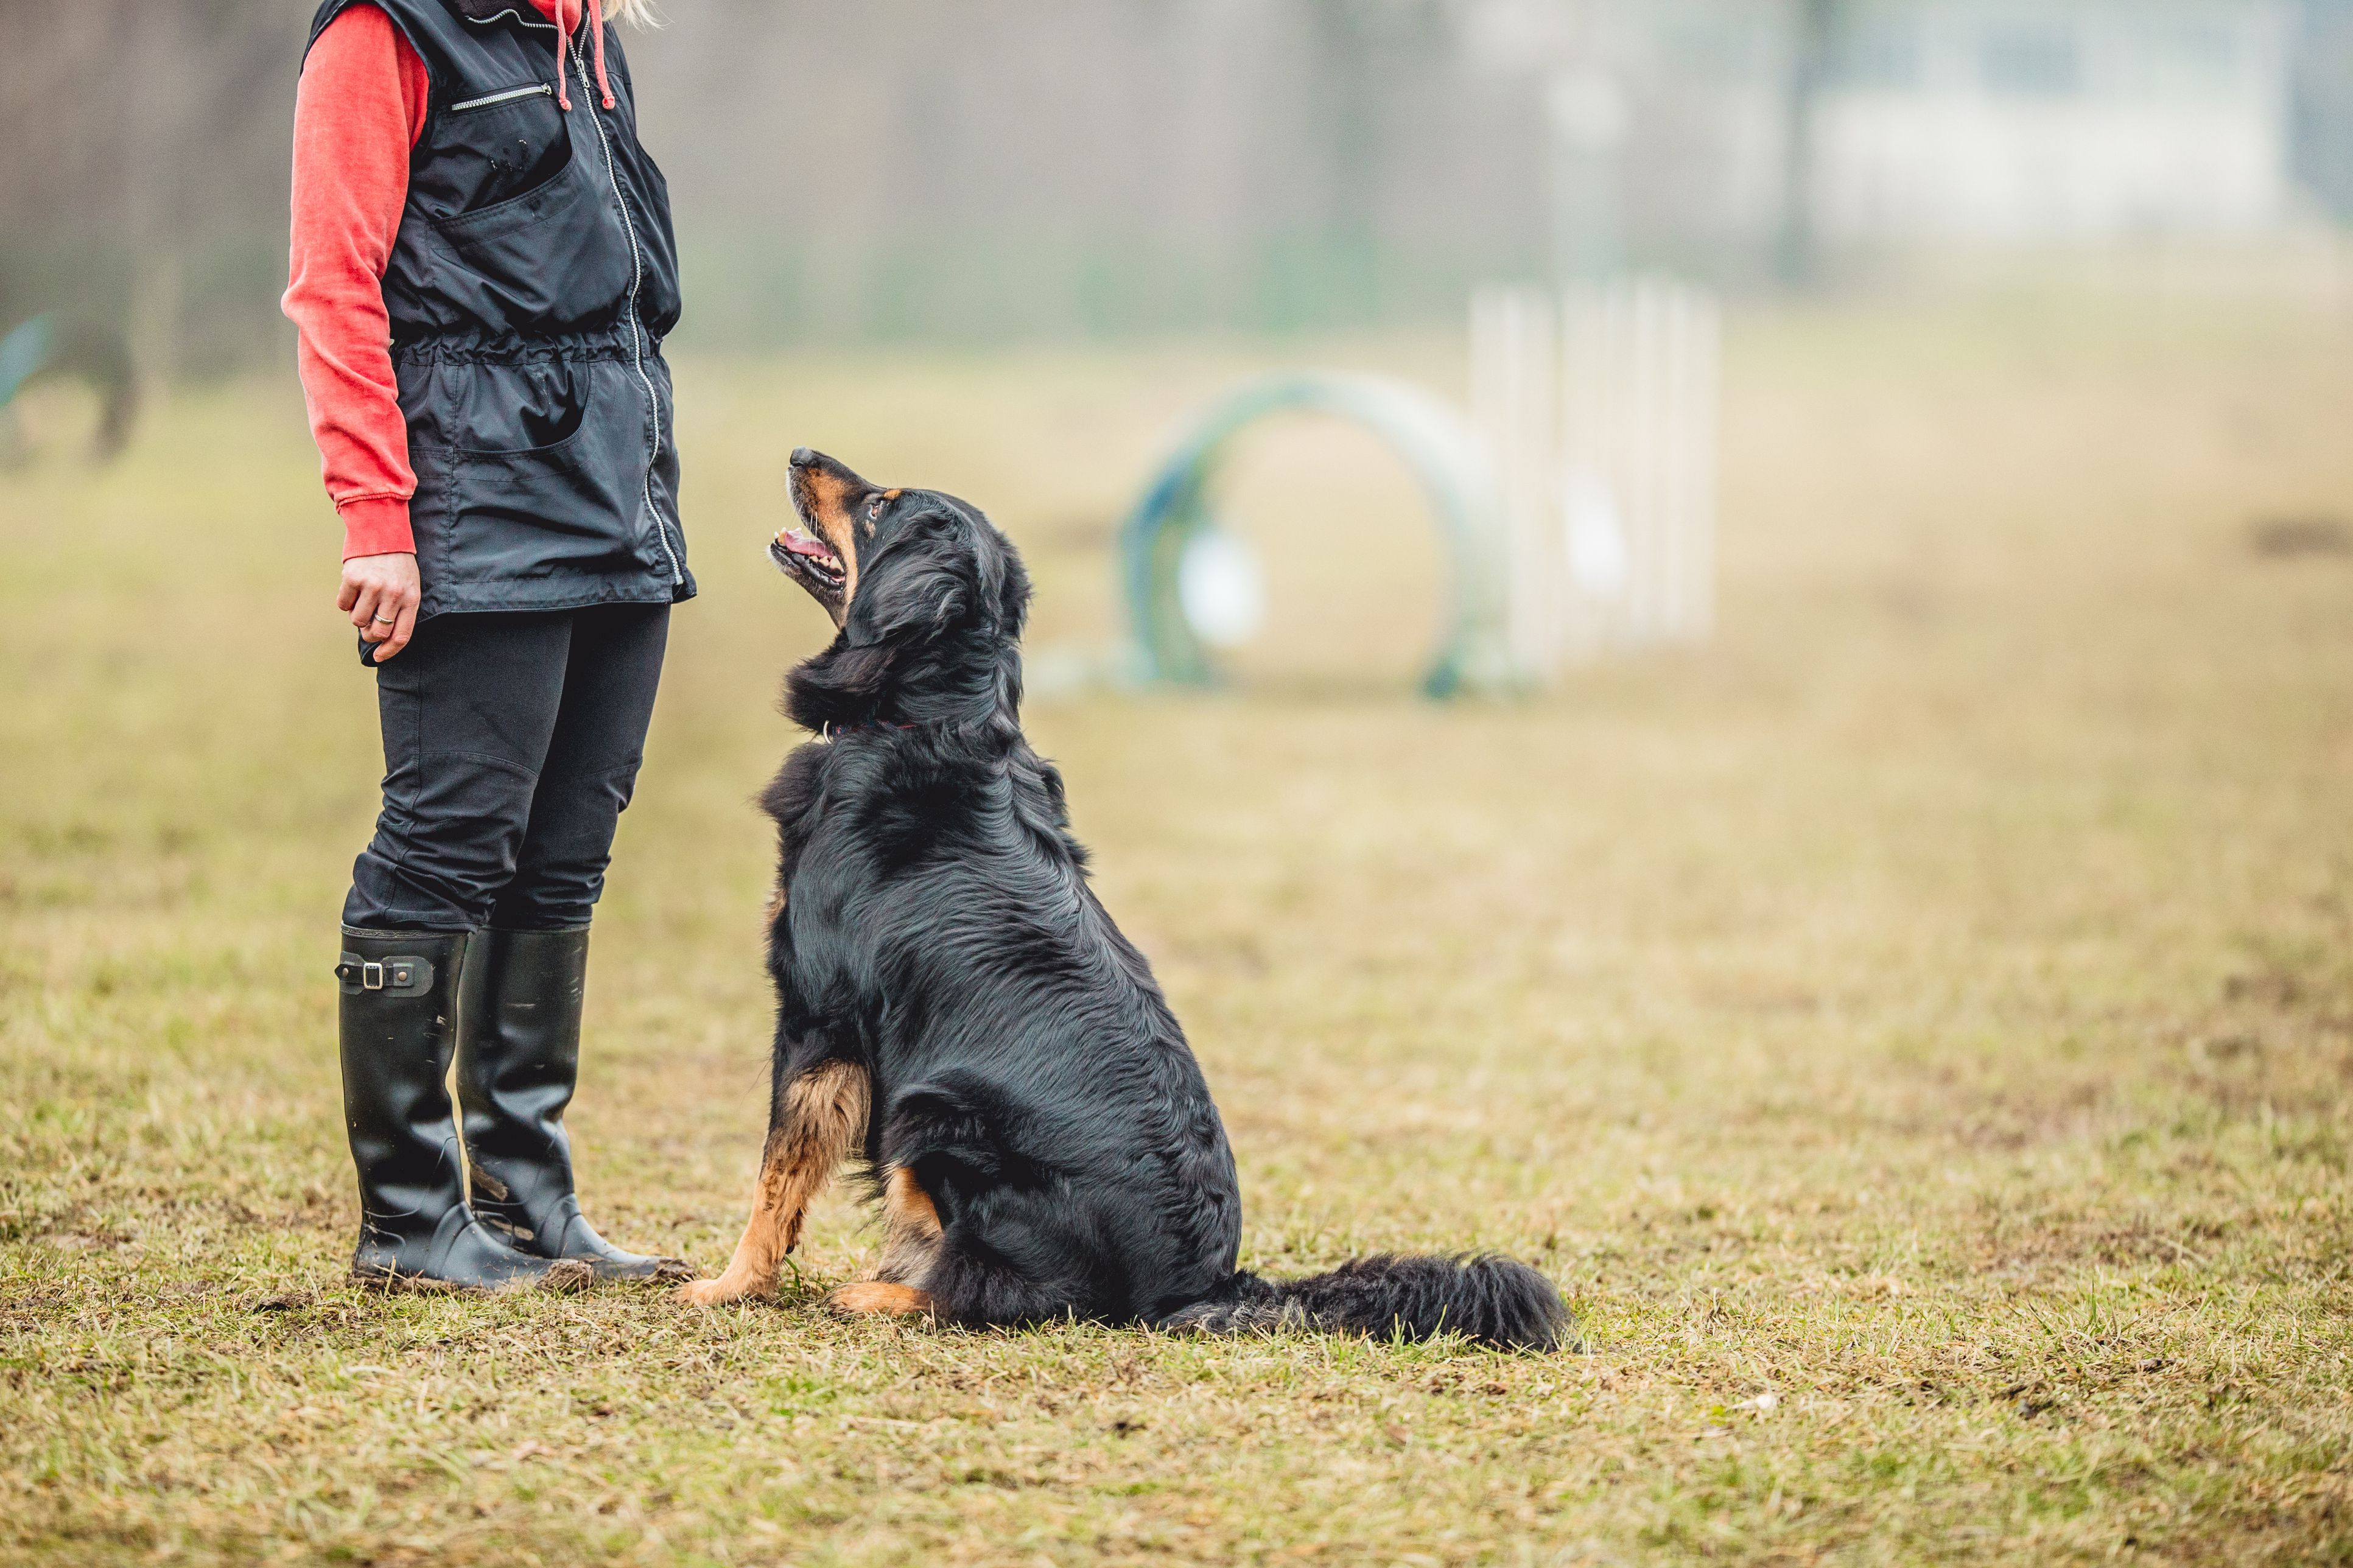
left=339, top=551, right=421, bottom=663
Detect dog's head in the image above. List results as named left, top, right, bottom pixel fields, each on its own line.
left=775, top=448, right=1031, bottom=731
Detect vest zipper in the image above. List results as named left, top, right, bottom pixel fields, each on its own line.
left=463, top=6, right=548, bottom=25
left=567, top=34, right=685, bottom=589
left=450, top=83, right=554, bottom=113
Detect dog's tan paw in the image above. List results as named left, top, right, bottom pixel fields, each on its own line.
left=824, top=1281, right=935, bottom=1317
left=675, top=1275, right=759, bottom=1307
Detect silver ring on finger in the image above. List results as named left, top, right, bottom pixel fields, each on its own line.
left=372, top=612, right=398, bottom=625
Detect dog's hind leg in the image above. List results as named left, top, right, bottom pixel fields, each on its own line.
left=676, top=1059, right=869, bottom=1306
left=871, top=1165, right=944, bottom=1283
left=827, top=1281, right=934, bottom=1316
left=826, top=1164, right=943, bottom=1317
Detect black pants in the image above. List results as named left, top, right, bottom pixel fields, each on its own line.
left=345, top=605, right=669, bottom=932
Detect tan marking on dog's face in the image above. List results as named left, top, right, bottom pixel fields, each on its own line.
left=796, top=469, right=863, bottom=583
left=778, top=452, right=875, bottom=629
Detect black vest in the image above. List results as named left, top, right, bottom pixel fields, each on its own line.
left=307, top=0, right=694, bottom=617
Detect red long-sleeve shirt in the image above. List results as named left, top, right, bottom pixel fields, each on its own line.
left=284, top=1, right=569, bottom=561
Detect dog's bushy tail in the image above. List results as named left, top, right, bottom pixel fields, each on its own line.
left=1163, top=1254, right=1568, bottom=1352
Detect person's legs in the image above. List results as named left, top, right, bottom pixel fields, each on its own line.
left=345, top=612, right=577, bottom=931
left=489, top=603, right=669, bottom=929
left=338, top=612, right=585, bottom=1289
left=455, top=604, right=679, bottom=1279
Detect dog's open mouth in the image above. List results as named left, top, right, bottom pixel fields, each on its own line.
left=771, top=527, right=846, bottom=595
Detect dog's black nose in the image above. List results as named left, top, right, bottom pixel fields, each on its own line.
left=789, top=447, right=818, bottom=469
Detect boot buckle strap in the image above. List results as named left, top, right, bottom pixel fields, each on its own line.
left=335, top=952, right=435, bottom=996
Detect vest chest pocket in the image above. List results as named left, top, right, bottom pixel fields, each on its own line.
left=418, top=84, right=572, bottom=220
left=426, top=122, right=634, bottom=332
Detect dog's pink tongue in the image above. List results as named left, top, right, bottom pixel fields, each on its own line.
left=776, top=528, right=834, bottom=561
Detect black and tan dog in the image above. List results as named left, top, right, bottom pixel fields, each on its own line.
left=675, top=449, right=1565, bottom=1350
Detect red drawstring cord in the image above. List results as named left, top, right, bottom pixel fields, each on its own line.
left=588, top=0, right=615, bottom=110
left=551, top=0, right=570, bottom=108
left=549, top=0, right=615, bottom=112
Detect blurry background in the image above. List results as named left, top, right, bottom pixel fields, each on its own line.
left=7, top=0, right=2353, bottom=370
left=7, top=7, right=2353, bottom=1558
left=12, top=0, right=2353, bottom=688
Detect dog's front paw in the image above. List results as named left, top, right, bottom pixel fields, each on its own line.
left=676, top=1275, right=759, bottom=1307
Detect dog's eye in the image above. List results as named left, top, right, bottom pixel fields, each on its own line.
left=867, top=497, right=885, bottom=520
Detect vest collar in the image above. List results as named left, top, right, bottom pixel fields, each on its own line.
left=448, top=0, right=613, bottom=111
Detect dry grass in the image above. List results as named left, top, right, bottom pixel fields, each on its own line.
left=4, top=282, right=2352, bottom=1566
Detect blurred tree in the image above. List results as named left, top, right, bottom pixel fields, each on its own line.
left=0, top=0, right=304, bottom=391
left=1776, top=0, right=1844, bottom=289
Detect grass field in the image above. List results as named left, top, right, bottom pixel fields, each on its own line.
left=4, top=277, right=2353, bottom=1566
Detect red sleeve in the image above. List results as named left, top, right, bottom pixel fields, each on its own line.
left=282, top=5, right=431, bottom=561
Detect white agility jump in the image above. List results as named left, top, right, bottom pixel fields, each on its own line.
left=1473, top=277, right=1720, bottom=674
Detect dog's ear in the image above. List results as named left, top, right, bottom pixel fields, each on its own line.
left=956, top=511, right=1014, bottom=636
left=845, top=502, right=984, bottom=648
left=931, top=502, right=1027, bottom=642
left=853, top=553, right=969, bottom=648
left=984, top=523, right=1031, bottom=640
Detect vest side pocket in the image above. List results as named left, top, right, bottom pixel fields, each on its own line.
left=429, top=363, right=664, bottom=608
left=421, top=359, right=595, bottom=458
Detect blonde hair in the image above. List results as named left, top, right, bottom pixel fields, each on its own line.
left=604, top=0, right=661, bottom=23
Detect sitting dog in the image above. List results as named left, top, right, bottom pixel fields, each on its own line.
left=676, top=449, right=1565, bottom=1351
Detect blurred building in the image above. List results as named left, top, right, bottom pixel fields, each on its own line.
left=1470, top=0, right=2298, bottom=273
left=1809, top=1, right=2295, bottom=244
left=631, top=0, right=2302, bottom=339
left=2295, top=0, right=2353, bottom=217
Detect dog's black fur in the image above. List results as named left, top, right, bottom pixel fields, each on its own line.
left=742, top=449, right=1565, bottom=1351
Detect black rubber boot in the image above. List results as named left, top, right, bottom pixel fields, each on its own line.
left=456, top=927, right=684, bottom=1281
left=336, top=928, right=583, bottom=1291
